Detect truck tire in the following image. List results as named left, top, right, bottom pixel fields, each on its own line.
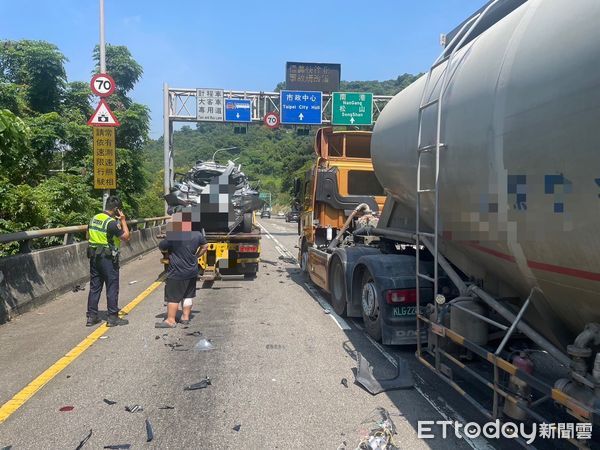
left=360, top=269, right=382, bottom=341
left=241, top=212, right=253, bottom=233
left=300, top=240, right=309, bottom=274
left=329, top=256, right=347, bottom=316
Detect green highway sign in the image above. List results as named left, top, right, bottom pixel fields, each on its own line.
left=332, top=92, right=373, bottom=126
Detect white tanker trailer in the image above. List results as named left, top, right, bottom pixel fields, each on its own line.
left=294, top=0, right=600, bottom=444
left=368, top=0, right=600, bottom=443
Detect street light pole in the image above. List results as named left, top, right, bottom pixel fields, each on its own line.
left=211, top=147, right=238, bottom=162
left=99, top=0, right=109, bottom=209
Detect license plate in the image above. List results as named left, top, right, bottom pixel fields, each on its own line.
left=393, top=306, right=416, bottom=316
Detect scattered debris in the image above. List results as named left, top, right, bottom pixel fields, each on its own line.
left=266, top=344, right=284, bottom=349
left=324, top=309, right=331, bottom=314
left=354, top=408, right=399, bottom=450
left=75, top=429, right=93, bottom=450
left=232, top=424, right=241, bottom=432
left=59, top=406, right=74, bottom=412
left=103, top=399, right=117, bottom=405
left=279, top=281, right=284, bottom=283
left=185, top=331, right=203, bottom=337
left=355, top=352, right=413, bottom=395
left=155, top=336, right=160, bottom=340
left=99, top=336, right=108, bottom=340
left=165, top=342, right=184, bottom=350
left=125, top=405, right=143, bottom=413
left=184, top=377, right=211, bottom=391
left=193, top=338, right=215, bottom=351
left=341, top=378, right=348, bottom=388
left=66, top=375, right=71, bottom=379
left=72, top=285, right=85, bottom=292
left=103, top=445, right=131, bottom=449
left=128, top=280, right=139, bottom=285
left=145, top=418, right=154, bottom=442
left=158, top=405, right=175, bottom=410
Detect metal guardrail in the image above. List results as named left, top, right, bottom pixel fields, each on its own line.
left=0, top=216, right=170, bottom=253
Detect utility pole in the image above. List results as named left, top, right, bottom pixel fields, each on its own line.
left=99, top=0, right=108, bottom=209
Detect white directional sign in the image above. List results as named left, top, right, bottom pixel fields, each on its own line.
left=90, top=73, right=116, bottom=97
left=197, top=88, right=224, bottom=122
left=87, top=98, right=120, bottom=127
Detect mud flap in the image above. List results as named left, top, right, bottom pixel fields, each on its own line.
left=355, top=352, right=414, bottom=394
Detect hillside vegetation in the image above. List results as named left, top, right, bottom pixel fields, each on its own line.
left=143, top=73, right=421, bottom=209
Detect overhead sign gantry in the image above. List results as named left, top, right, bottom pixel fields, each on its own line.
left=162, top=82, right=393, bottom=207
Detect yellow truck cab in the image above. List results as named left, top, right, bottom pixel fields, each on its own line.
left=298, top=127, right=385, bottom=288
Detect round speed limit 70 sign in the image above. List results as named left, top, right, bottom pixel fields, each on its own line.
left=90, top=73, right=116, bottom=97
left=264, top=112, right=280, bottom=129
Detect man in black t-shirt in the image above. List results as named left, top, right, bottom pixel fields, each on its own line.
left=156, top=211, right=208, bottom=328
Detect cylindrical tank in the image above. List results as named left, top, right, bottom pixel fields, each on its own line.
left=371, top=0, right=600, bottom=343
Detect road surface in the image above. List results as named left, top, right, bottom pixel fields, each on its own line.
left=0, top=218, right=496, bottom=449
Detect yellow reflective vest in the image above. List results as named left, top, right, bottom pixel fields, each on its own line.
left=88, top=212, right=121, bottom=249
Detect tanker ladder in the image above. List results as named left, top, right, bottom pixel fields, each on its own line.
left=415, top=0, right=502, bottom=371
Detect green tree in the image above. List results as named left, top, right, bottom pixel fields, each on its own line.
left=0, top=40, right=67, bottom=113
left=93, top=44, right=143, bottom=108
left=0, top=109, right=33, bottom=182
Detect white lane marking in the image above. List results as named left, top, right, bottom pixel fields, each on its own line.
left=304, top=283, right=350, bottom=330
left=261, top=220, right=492, bottom=448
left=258, top=221, right=350, bottom=331
left=258, top=222, right=297, bottom=262
left=351, top=320, right=493, bottom=450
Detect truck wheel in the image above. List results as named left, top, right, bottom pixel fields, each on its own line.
left=329, top=257, right=347, bottom=316
left=361, top=269, right=382, bottom=341
left=241, top=212, right=253, bottom=233
left=300, top=241, right=309, bottom=274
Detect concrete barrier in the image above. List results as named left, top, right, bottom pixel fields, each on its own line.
left=0, top=226, right=164, bottom=323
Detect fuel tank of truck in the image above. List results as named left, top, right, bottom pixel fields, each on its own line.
left=371, top=0, right=600, bottom=342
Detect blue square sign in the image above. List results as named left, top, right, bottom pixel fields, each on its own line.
left=224, top=99, right=252, bottom=122
left=280, top=90, right=322, bottom=125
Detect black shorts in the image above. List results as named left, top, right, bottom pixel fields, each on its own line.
left=164, top=277, right=197, bottom=303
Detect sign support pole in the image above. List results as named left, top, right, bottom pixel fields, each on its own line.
left=163, top=82, right=173, bottom=214
left=99, top=0, right=109, bottom=209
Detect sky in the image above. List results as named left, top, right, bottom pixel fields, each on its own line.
left=0, top=0, right=486, bottom=138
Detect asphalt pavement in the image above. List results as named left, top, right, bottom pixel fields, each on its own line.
left=0, top=218, right=485, bottom=449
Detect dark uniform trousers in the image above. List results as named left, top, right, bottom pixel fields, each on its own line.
left=87, top=255, right=120, bottom=317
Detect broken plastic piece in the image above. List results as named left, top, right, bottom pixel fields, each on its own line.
left=184, top=377, right=211, bottom=390
left=194, top=338, right=215, bottom=351
left=185, top=331, right=203, bottom=337
left=103, top=445, right=131, bottom=449
left=75, top=429, right=93, bottom=450
left=232, top=424, right=241, bottom=432
left=128, top=280, right=138, bottom=285
left=103, top=399, right=117, bottom=405
left=323, top=309, right=331, bottom=314
left=124, top=405, right=143, bottom=413
left=341, top=378, right=348, bottom=388
left=354, top=352, right=414, bottom=395
left=158, top=405, right=175, bottom=410
left=145, top=419, right=154, bottom=442
left=59, top=406, right=74, bottom=412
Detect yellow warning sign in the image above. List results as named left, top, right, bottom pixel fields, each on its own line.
left=93, top=127, right=117, bottom=189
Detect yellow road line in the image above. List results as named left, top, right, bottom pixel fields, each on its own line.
left=0, top=278, right=164, bottom=424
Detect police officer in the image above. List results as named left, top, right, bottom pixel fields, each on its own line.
left=86, top=195, right=131, bottom=327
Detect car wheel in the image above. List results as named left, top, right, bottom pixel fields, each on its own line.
left=329, top=256, right=347, bottom=316
left=361, top=269, right=382, bottom=341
